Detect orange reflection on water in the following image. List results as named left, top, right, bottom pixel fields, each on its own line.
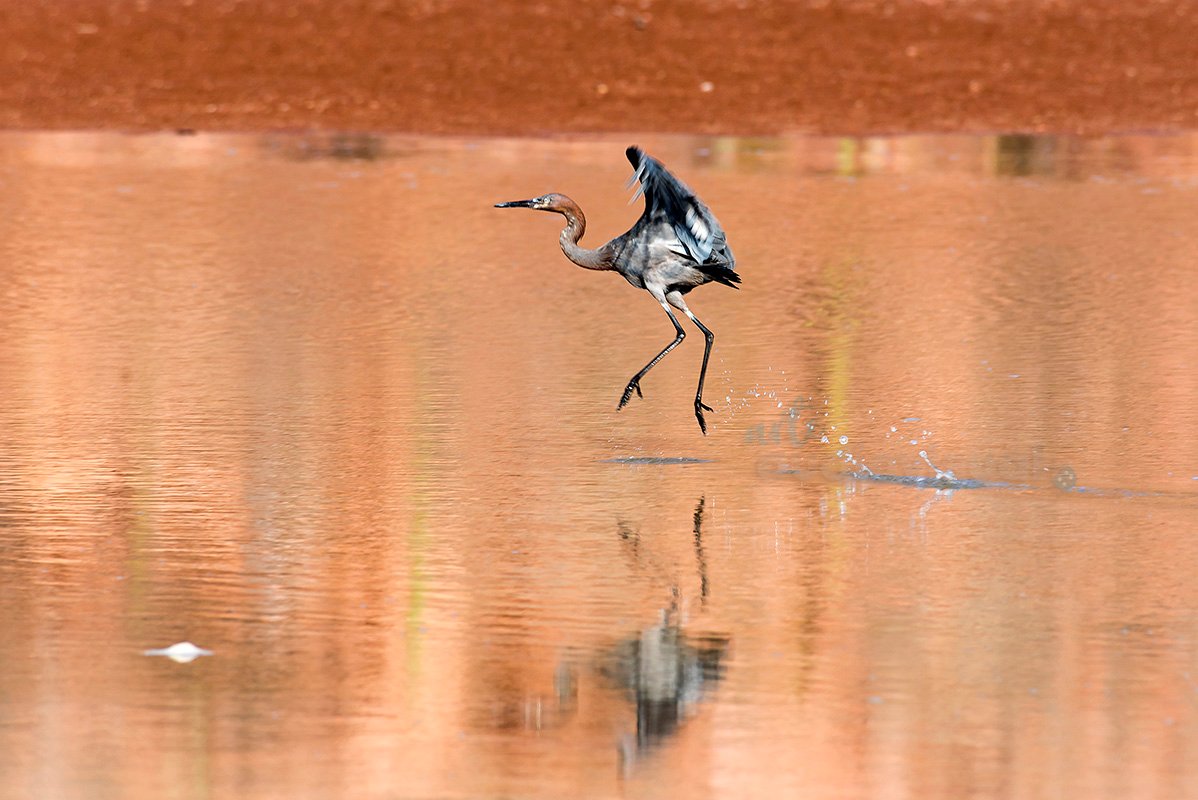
left=0, top=133, right=1195, bottom=799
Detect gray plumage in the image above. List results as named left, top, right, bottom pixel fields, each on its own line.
left=495, top=146, right=740, bottom=434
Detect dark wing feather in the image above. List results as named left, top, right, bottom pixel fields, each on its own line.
left=626, top=146, right=734, bottom=269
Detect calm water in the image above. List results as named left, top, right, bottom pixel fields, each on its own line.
left=0, top=132, right=1196, bottom=800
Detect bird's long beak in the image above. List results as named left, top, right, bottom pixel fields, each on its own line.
left=494, top=199, right=536, bottom=208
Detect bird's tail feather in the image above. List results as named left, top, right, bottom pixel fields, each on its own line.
left=698, top=259, right=741, bottom=289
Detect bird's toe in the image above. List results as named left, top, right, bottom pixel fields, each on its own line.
left=618, top=381, right=643, bottom=410
left=694, top=400, right=712, bottom=435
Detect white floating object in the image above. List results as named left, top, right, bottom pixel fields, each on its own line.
left=144, top=641, right=213, bottom=664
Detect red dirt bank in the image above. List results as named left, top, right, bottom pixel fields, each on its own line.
left=1, top=0, right=1196, bottom=136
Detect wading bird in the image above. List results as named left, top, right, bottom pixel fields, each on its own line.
left=495, top=146, right=740, bottom=434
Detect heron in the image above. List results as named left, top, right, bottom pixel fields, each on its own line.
left=495, top=146, right=740, bottom=434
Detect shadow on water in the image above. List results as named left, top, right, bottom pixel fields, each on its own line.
left=261, top=132, right=389, bottom=161
left=993, top=134, right=1059, bottom=177
left=602, top=456, right=714, bottom=465
left=776, top=462, right=1197, bottom=501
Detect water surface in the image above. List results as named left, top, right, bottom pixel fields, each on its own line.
left=0, top=132, right=1196, bottom=799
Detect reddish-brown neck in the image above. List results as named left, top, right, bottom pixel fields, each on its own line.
left=553, top=196, right=609, bottom=271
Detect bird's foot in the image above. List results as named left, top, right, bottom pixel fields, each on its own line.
left=694, top=399, right=713, bottom=435
left=618, top=380, right=644, bottom=410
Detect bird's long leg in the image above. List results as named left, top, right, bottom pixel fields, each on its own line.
left=668, top=292, right=715, bottom=435
left=618, top=301, right=685, bottom=410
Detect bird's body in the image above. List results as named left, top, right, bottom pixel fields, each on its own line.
left=496, top=146, right=740, bottom=434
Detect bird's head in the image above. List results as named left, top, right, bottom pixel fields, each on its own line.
left=494, top=193, right=573, bottom=214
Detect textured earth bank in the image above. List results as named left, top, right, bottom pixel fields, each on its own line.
left=2, top=0, right=1197, bottom=135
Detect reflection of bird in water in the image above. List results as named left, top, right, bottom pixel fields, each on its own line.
left=478, top=658, right=579, bottom=734
left=602, top=606, right=729, bottom=771
left=605, top=496, right=729, bottom=771
left=618, top=496, right=711, bottom=605
left=496, top=146, right=740, bottom=434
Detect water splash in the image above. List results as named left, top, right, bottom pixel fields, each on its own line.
left=731, top=383, right=967, bottom=485
left=918, top=449, right=956, bottom=482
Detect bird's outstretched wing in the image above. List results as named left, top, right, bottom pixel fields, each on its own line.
left=626, top=146, right=731, bottom=266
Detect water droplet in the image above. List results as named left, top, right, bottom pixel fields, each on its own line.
left=1054, top=466, right=1077, bottom=491
left=839, top=435, right=848, bottom=445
